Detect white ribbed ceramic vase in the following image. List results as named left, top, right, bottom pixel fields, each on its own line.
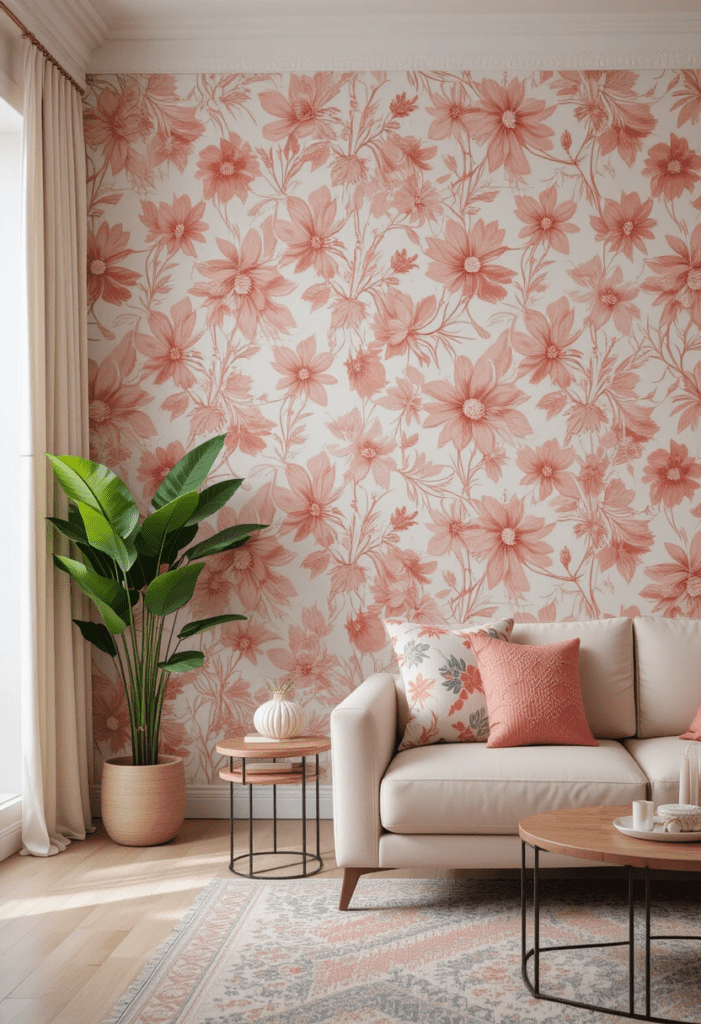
left=253, top=689, right=306, bottom=739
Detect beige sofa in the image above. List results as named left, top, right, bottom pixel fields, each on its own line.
left=330, top=616, right=701, bottom=909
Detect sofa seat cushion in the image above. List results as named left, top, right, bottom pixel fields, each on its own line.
left=624, top=736, right=695, bottom=806
left=379, top=740, right=647, bottom=835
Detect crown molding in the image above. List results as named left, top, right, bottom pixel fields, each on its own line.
left=87, top=50, right=701, bottom=75
left=88, top=11, right=701, bottom=73
left=7, top=1, right=698, bottom=80
left=5, top=0, right=107, bottom=86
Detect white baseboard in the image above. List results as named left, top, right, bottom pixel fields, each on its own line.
left=0, top=795, right=22, bottom=862
left=91, top=783, right=334, bottom=820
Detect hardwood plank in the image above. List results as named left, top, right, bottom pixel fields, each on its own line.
left=0, top=974, right=26, bottom=1004
left=47, top=958, right=154, bottom=1024
left=0, top=999, right=33, bottom=1024
left=0, top=966, right=98, bottom=1024
left=10, top=963, right=97, bottom=1003
left=10, top=929, right=124, bottom=998
left=0, top=910, right=96, bottom=975
left=70, top=930, right=130, bottom=967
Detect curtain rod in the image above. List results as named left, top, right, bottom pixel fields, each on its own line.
left=0, top=2, right=85, bottom=96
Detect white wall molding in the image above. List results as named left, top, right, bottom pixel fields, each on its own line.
left=91, top=783, right=334, bottom=821
left=0, top=795, right=22, bottom=862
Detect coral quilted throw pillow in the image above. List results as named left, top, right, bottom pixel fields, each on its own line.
left=469, top=633, right=598, bottom=749
left=384, top=617, right=514, bottom=751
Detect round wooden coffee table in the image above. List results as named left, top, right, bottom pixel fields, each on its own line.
left=216, top=734, right=331, bottom=879
left=519, top=805, right=701, bottom=1023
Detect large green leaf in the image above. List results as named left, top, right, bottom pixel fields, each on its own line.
left=178, top=613, right=246, bottom=640
left=47, top=515, right=88, bottom=545
left=139, top=492, right=200, bottom=554
left=151, top=434, right=226, bottom=510
left=53, top=555, right=130, bottom=634
left=50, top=509, right=119, bottom=577
left=47, top=455, right=139, bottom=539
left=68, top=503, right=85, bottom=531
left=161, top=524, right=199, bottom=568
left=185, top=523, right=266, bottom=562
left=184, top=479, right=242, bottom=525
left=77, top=501, right=137, bottom=573
left=76, top=541, right=119, bottom=580
left=158, top=651, right=205, bottom=673
left=73, top=619, right=118, bottom=657
left=126, top=548, right=159, bottom=591
left=144, top=562, right=204, bottom=617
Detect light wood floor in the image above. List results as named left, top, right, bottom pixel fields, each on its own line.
left=0, top=819, right=456, bottom=1024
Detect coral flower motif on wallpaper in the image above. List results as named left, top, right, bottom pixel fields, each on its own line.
left=83, top=69, right=701, bottom=783
left=140, top=195, right=209, bottom=258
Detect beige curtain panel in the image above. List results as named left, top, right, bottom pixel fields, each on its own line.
left=20, top=40, right=93, bottom=856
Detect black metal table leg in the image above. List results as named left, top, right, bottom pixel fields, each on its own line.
left=248, top=778, right=253, bottom=877
left=229, top=755, right=234, bottom=871
left=302, top=756, right=307, bottom=876
left=521, top=840, right=528, bottom=986
left=645, top=866, right=651, bottom=1019
left=316, top=753, right=320, bottom=859
left=629, top=865, right=635, bottom=1014
left=521, top=840, right=700, bottom=1023
left=533, top=845, right=540, bottom=994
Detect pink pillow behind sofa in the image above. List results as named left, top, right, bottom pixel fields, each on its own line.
left=469, top=633, right=598, bottom=749
left=681, top=702, right=701, bottom=740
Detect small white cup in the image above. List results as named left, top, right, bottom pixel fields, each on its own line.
left=632, top=800, right=655, bottom=831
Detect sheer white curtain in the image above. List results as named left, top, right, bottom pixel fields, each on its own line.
left=20, top=41, right=93, bottom=856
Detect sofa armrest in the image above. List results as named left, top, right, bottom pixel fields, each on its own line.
left=330, top=673, right=398, bottom=868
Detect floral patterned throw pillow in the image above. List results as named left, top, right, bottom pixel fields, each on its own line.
left=384, top=617, right=514, bottom=751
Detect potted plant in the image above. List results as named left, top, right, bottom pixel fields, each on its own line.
left=47, top=433, right=265, bottom=846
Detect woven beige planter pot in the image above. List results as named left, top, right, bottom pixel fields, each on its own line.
left=101, top=755, right=186, bottom=847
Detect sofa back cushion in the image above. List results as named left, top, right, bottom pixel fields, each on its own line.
left=634, top=616, right=701, bottom=738
left=510, top=617, right=635, bottom=738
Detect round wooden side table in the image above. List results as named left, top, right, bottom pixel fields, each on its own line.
left=215, top=734, right=331, bottom=879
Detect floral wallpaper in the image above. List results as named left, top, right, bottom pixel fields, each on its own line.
left=83, top=70, right=701, bottom=784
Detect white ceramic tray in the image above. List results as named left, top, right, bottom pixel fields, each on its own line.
left=613, top=816, right=701, bottom=843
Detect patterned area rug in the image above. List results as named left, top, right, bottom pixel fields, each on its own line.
left=103, top=877, right=700, bottom=1023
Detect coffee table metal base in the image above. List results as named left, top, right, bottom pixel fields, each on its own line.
left=521, top=840, right=701, bottom=1023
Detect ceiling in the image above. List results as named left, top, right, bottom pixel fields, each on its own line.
left=89, top=0, right=701, bottom=24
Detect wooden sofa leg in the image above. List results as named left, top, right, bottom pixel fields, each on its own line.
left=339, top=867, right=388, bottom=910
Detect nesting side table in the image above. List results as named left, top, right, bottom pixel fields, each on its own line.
left=215, top=734, right=331, bottom=879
